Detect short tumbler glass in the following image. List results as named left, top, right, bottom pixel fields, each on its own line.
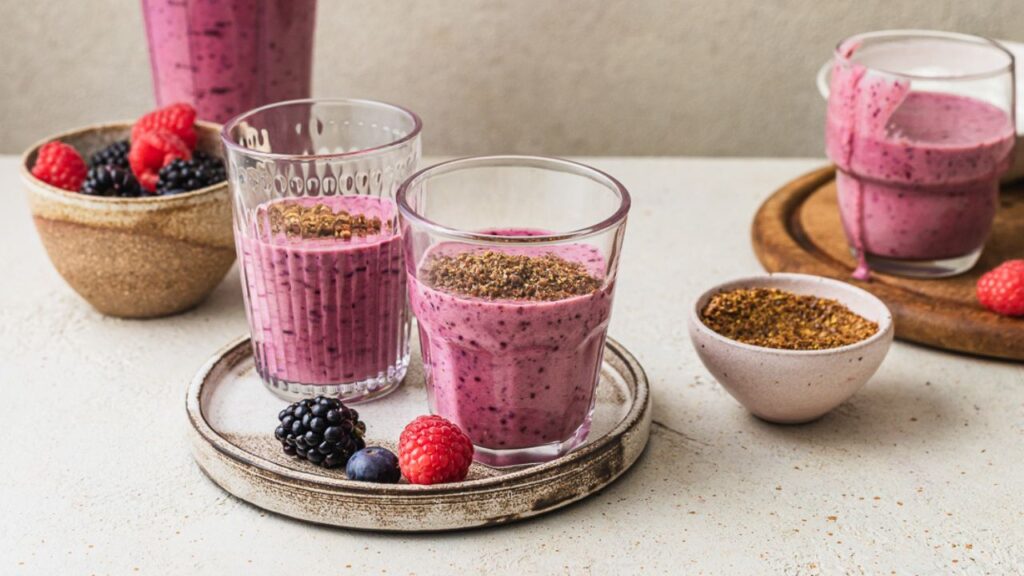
left=397, top=156, right=631, bottom=466
left=825, top=30, right=1015, bottom=278
left=222, top=98, right=421, bottom=402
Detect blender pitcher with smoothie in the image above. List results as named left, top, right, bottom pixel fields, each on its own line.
left=823, top=30, right=1015, bottom=278
left=142, top=0, right=316, bottom=123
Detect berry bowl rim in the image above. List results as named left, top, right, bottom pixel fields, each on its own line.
left=19, top=120, right=227, bottom=207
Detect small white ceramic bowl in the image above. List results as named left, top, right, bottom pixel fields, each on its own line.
left=688, top=273, right=894, bottom=424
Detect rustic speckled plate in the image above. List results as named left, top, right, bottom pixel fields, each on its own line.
left=186, top=335, right=651, bottom=531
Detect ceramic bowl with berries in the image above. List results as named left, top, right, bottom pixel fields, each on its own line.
left=20, top=104, right=235, bottom=318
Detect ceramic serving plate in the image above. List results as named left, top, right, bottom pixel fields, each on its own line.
left=186, top=335, right=651, bottom=531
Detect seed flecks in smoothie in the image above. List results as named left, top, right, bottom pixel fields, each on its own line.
left=410, top=238, right=613, bottom=454
left=143, top=0, right=316, bottom=123
left=826, top=46, right=1014, bottom=274
left=425, top=250, right=602, bottom=301
left=241, top=195, right=407, bottom=386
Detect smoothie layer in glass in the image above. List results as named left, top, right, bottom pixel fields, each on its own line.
left=142, top=0, right=316, bottom=123
left=826, top=49, right=1014, bottom=275
left=239, top=196, right=407, bottom=387
left=409, top=233, right=613, bottom=452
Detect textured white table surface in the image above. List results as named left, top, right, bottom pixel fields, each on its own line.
left=2, top=156, right=1022, bottom=575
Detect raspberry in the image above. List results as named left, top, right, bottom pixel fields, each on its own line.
left=129, top=129, right=191, bottom=192
left=31, top=141, right=87, bottom=192
left=398, top=415, right=474, bottom=485
left=131, top=103, right=197, bottom=149
left=977, top=259, right=1024, bottom=316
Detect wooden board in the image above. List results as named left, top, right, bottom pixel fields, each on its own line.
left=752, top=166, right=1024, bottom=362
left=186, top=335, right=652, bottom=532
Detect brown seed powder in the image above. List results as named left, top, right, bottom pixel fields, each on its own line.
left=700, top=287, right=878, bottom=350
left=426, top=250, right=602, bottom=301
left=266, top=202, right=383, bottom=240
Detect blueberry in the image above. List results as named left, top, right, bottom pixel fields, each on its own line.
left=345, top=447, right=401, bottom=483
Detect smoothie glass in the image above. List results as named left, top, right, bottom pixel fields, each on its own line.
left=824, top=30, right=1015, bottom=278
left=397, top=156, right=630, bottom=466
left=142, top=0, right=316, bottom=123
left=222, top=99, right=421, bottom=402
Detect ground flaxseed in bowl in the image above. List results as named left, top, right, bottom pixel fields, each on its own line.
left=699, top=287, right=879, bottom=350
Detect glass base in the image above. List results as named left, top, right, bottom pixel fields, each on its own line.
left=259, top=354, right=409, bottom=405
left=855, top=247, right=983, bottom=279
left=472, top=415, right=592, bottom=468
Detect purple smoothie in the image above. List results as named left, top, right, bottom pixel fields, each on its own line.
left=142, top=0, right=316, bottom=123
left=239, top=195, right=408, bottom=389
left=826, top=47, right=1014, bottom=278
left=408, top=231, right=613, bottom=462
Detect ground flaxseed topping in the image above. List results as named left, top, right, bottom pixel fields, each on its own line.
left=266, top=202, right=383, bottom=240
left=700, top=287, right=878, bottom=350
left=425, top=250, right=602, bottom=301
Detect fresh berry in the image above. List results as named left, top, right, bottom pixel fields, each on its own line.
left=345, top=447, right=401, bottom=483
left=398, top=415, right=474, bottom=485
left=977, top=259, right=1024, bottom=316
left=81, top=165, right=143, bottom=197
left=156, top=151, right=226, bottom=195
left=89, top=139, right=131, bottom=169
left=275, top=396, right=366, bottom=469
left=129, top=129, right=191, bottom=192
left=31, top=141, right=87, bottom=191
left=131, top=103, right=197, bottom=148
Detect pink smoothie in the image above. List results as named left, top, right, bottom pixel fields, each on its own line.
left=409, top=233, right=613, bottom=458
left=142, top=0, right=316, bottom=123
left=826, top=48, right=1014, bottom=277
left=239, top=196, right=408, bottom=387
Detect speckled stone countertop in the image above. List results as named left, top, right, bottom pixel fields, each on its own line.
left=2, top=157, right=1022, bottom=574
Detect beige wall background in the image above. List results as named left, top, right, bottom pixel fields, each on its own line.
left=2, top=1, right=1020, bottom=156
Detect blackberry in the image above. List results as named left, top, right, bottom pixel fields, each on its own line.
left=89, top=139, right=130, bottom=169
left=155, top=151, right=226, bottom=195
left=81, top=165, right=143, bottom=197
left=274, top=396, right=366, bottom=469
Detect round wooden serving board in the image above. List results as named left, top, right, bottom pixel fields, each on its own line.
left=187, top=336, right=651, bottom=532
left=752, top=166, right=1024, bottom=362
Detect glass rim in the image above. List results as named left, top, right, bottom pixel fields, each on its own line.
left=834, top=29, right=1015, bottom=82
left=219, top=97, right=423, bottom=162
left=396, top=155, right=632, bottom=245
